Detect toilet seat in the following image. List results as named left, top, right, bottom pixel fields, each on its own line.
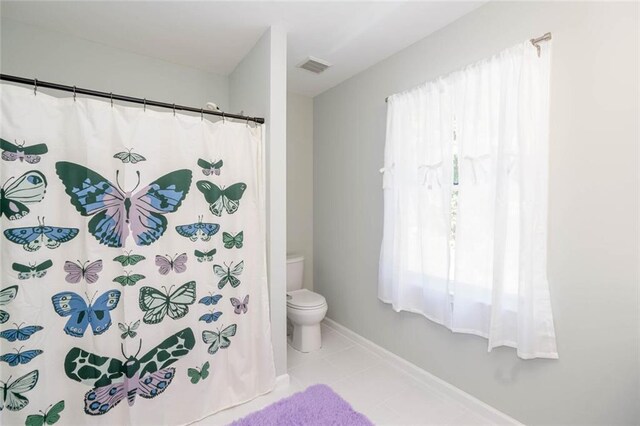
left=287, top=289, right=326, bottom=310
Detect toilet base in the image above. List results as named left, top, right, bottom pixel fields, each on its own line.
left=291, top=322, right=322, bottom=353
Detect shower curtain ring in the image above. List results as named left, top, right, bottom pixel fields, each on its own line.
left=33, top=79, right=38, bottom=96
left=143, top=98, right=146, bottom=112
left=201, top=108, right=204, bottom=121
left=110, top=93, right=113, bottom=107
left=222, top=112, right=225, bottom=124
left=73, top=86, right=77, bottom=102
left=173, top=104, right=176, bottom=116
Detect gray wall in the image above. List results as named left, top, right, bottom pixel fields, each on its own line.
left=0, top=18, right=229, bottom=109
left=230, top=26, right=288, bottom=376
left=286, top=92, right=313, bottom=290
left=313, top=2, right=639, bottom=425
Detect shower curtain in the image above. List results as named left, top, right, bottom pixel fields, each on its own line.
left=0, top=84, right=275, bottom=425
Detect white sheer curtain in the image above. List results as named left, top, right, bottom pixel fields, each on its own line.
left=379, top=40, right=558, bottom=359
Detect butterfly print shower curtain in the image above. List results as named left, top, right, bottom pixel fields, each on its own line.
left=0, top=84, right=275, bottom=425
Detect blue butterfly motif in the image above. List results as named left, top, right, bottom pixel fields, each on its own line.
left=0, top=324, right=44, bottom=342
left=198, top=294, right=222, bottom=306
left=51, top=290, right=121, bottom=337
left=3, top=217, right=78, bottom=251
left=199, top=311, right=223, bottom=323
left=55, top=162, right=192, bottom=248
left=0, top=347, right=44, bottom=366
left=175, top=216, right=220, bottom=242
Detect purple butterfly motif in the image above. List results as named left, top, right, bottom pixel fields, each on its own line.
left=1, top=138, right=48, bottom=164
left=230, top=295, right=249, bottom=314
left=84, top=367, right=176, bottom=415
left=64, top=260, right=103, bottom=284
left=65, top=328, right=195, bottom=416
left=155, top=253, right=188, bottom=275
left=197, top=159, right=223, bottom=176
left=55, top=162, right=192, bottom=248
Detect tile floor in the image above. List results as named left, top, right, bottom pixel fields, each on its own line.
left=195, top=323, right=501, bottom=425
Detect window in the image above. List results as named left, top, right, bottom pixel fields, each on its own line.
left=379, top=40, right=558, bottom=359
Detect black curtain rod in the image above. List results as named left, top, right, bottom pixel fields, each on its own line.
left=0, top=74, right=265, bottom=124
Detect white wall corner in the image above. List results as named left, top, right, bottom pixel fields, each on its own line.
left=267, top=25, right=288, bottom=376
left=269, top=25, right=287, bottom=375
left=228, top=25, right=288, bottom=377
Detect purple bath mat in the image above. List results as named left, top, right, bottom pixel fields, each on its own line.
left=231, top=384, right=373, bottom=426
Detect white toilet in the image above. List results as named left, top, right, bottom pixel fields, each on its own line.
left=286, top=255, right=328, bottom=352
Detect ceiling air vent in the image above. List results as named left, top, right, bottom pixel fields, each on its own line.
left=297, top=56, right=332, bottom=74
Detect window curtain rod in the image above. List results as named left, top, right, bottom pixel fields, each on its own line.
left=384, top=32, right=552, bottom=102
left=0, top=74, right=265, bottom=124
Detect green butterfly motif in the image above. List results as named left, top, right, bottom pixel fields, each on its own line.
left=118, top=320, right=140, bottom=339
left=113, top=252, right=146, bottom=267
left=194, top=248, right=216, bottom=263
left=55, top=162, right=192, bottom=248
left=0, top=285, right=19, bottom=324
left=196, top=181, right=247, bottom=216
left=112, top=271, right=146, bottom=286
left=113, top=148, right=146, bottom=164
left=64, top=328, right=195, bottom=415
left=139, top=282, right=196, bottom=324
left=25, top=400, right=65, bottom=426
left=12, top=260, right=53, bottom=280
left=1, top=138, right=48, bottom=163
left=213, top=261, right=244, bottom=289
left=222, top=231, right=243, bottom=249
left=0, top=369, right=38, bottom=411
left=187, top=361, right=210, bottom=384
left=1, top=170, right=47, bottom=221
left=197, top=159, right=223, bottom=176
left=202, top=324, right=237, bottom=355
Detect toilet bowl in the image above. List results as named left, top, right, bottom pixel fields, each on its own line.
left=286, top=255, right=328, bottom=352
left=287, top=289, right=328, bottom=352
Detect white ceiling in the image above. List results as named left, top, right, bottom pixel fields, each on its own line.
left=1, top=1, right=485, bottom=97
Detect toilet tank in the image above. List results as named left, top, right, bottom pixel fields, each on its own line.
left=286, top=255, right=304, bottom=292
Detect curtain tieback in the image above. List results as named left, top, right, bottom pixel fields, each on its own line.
left=462, top=154, right=490, bottom=184
left=418, top=162, right=442, bottom=189
left=380, top=164, right=394, bottom=189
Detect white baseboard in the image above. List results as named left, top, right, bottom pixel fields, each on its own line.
left=274, top=373, right=290, bottom=390
left=323, top=318, right=522, bottom=426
